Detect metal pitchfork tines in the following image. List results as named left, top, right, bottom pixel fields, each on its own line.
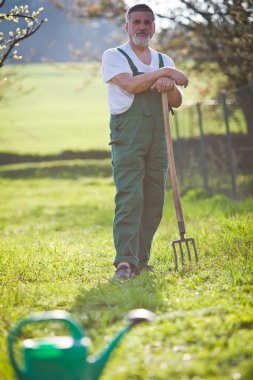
left=162, top=92, right=199, bottom=270
left=172, top=235, right=198, bottom=271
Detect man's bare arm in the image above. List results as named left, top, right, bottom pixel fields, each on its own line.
left=111, top=71, right=165, bottom=94
left=111, top=67, right=188, bottom=95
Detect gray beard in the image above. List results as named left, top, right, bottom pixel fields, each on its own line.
left=133, top=33, right=151, bottom=47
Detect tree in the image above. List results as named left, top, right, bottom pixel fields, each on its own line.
left=158, top=0, right=253, bottom=88
left=49, top=0, right=125, bottom=21
left=158, top=0, right=253, bottom=137
left=0, top=0, right=46, bottom=68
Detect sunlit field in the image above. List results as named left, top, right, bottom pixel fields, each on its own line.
left=0, top=173, right=252, bottom=380
left=1, top=63, right=247, bottom=157
left=1, top=63, right=109, bottom=153
left=0, top=63, right=252, bottom=380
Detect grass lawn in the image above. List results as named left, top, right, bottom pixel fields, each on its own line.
left=0, top=160, right=252, bottom=380
left=0, top=63, right=252, bottom=380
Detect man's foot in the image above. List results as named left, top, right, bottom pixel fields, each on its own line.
left=113, top=262, right=134, bottom=280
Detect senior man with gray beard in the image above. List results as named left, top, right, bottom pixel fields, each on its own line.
left=102, top=3, right=188, bottom=279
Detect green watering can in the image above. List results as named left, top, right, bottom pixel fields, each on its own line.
left=8, top=309, right=155, bottom=380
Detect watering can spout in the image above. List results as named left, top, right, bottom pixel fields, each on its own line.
left=87, top=309, right=156, bottom=380
left=86, top=325, right=131, bottom=380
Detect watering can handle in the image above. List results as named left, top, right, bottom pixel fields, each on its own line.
left=7, top=310, right=85, bottom=378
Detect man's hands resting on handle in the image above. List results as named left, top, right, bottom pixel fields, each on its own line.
left=151, top=67, right=188, bottom=92
left=111, top=66, right=188, bottom=108
left=151, top=68, right=188, bottom=108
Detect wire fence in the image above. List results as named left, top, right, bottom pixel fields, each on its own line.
left=170, top=83, right=253, bottom=198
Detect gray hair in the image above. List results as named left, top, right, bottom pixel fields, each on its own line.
left=125, top=4, right=155, bottom=22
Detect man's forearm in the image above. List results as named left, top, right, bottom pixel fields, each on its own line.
left=112, top=68, right=168, bottom=94
left=111, top=67, right=187, bottom=95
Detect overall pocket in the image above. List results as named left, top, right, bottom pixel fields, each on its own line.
left=109, top=114, right=131, bottom=145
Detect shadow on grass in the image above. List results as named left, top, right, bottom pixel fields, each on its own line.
left=71, top=274, right=163, bottom=339
left=0, top=150, right=111, bottom=165
left=0, top=159, right=112, bottom=179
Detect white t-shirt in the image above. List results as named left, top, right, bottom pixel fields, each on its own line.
left=101, top=41, right=175, bottom=115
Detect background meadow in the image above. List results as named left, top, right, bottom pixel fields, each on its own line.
left=1, top=63, right=109, bottom=153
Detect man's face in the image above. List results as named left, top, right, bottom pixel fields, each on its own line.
left=126, top=11, right=155, bottom=47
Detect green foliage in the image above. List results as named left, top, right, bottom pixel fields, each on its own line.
left=0, top=164, right=252, bottom=379
left=159, top=0, right=253, bottom=88
left=49, top=0, right=126, bottom=21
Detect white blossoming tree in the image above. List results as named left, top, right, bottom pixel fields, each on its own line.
left=0, top=0, right=47, bottom=68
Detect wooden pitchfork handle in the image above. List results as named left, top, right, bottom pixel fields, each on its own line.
left=162, top=92, right=186, bottom=238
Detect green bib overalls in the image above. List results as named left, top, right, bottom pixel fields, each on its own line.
left=110, top=49, right=168, bottom=269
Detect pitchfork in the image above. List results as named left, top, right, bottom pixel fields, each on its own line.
left=162, top=92, right=198, bottom=270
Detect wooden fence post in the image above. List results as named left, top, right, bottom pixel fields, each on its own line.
left=174, top=111, right=184, bottom=186
left=221, top=91, right=237, bottom=198
left=196, top=102, right=208, bottom=191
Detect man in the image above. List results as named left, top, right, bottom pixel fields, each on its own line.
left=102, top=3, right=188, bottom=279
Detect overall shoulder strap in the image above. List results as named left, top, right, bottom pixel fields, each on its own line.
left=117, top=48, right=139, bottom=76
left=158, top=52, right=164, bottom=68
